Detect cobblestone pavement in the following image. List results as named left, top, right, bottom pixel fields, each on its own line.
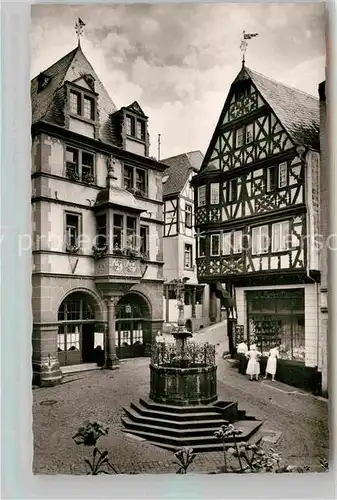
left=33, top=325, right=329, bottom=475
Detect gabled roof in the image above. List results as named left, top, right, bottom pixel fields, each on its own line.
left=123, top=101, right=147, bottom=118
left=234, top=66, right=319, bottom=147
left=161, top=150, right=204, bottom=197
left=31, top=45, right=118, bottom=144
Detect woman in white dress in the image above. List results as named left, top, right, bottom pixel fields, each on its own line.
left=245, top=344, right=261, bottom=381
left=264, top=346, right=279, bottom=381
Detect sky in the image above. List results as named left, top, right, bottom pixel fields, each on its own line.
left=30, top=3, right=326, bottom=159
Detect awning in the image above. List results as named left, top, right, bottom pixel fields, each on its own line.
left=214, top=282, right=236, bottom=308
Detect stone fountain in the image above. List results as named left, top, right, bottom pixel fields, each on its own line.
left=149, top=277, right=217, bottom=406
left=122, top=278, right=262, bottom=452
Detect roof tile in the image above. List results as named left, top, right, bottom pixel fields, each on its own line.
left=161, top=150, right=204, bottom=197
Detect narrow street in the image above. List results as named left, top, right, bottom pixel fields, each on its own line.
left=33, top=320, right=328, bottom=475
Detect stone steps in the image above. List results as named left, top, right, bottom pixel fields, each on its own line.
left=122, top=417, right=262, bottom=451
left=122, top=397, right=262, bottom=452
left=126, top=406, right=226, bottom=428
left=130, top=401, right=223, bottom=422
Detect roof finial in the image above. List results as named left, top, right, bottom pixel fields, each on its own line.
left=240, top=30, right=258, bottom=67
left=75, top=18, right=86, bottom=47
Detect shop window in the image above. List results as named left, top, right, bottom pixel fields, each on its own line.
left=246, top=289, right=305, bottom=362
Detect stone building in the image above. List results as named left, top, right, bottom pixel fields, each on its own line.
left=161, top=151, right=221, bottom=333
left=192, top=64, right=324, bottom=392
left=31, top=44, right=168, bottom=386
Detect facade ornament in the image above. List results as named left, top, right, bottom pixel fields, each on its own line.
left=107, top=155, right=118, bottom=186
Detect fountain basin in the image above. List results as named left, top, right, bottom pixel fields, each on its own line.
left=150, top=364, right=217, bottom=406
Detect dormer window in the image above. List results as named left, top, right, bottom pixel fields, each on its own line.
left=126, top=114, right=146, bottom=141
left=37, top=72, right=51, bottom=92
left=67, top=84, right=97, bottom=123
left=136, top=120, right=145, bottom=140
left=70, top=91, right=81, bottom=115
left=83, top=96, right=95, bottom=120
left=126, top=116, right=135, bottom=136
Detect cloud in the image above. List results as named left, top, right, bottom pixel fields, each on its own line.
left=30, top=3, right=325, bottom=158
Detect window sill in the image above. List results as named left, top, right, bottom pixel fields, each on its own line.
left=125, top=134, right=146, bottom=145
left=66, top=175, right=96, bottom=187
left=68, top=112, right=97, bottom=126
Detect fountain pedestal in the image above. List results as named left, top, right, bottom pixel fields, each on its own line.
left=122, top=279, right=262, bottom=452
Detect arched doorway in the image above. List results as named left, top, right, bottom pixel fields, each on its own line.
left=57, top=291, right=104, bottom=366
left=115, top=293, right=151, bottom=358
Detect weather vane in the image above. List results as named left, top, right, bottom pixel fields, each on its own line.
left=75, top=18, right=86, bottom=46
left=240, top=30, right=258, bottom=66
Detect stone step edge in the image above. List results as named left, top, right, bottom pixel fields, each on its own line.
left=130, top=403, right=225, bottom=420
left=124, top=407, right=227, bottom=428
left=122, top=418, right=262, bottom=443
left=123, top=414, right=225, bottom=435
left=140, top=397, right=236, bottom=414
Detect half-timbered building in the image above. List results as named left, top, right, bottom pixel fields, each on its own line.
left=31, top=44, right=168, bottom=386
left=161, top=151, right=221, bottom=332
left=192, top=64, right=323, bottom=391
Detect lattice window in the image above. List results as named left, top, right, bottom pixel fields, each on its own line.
left=210, top=234, right=220, bottom=256
left=210, top=183, right=220, bottom=204
left=198, top=185, right=206, bottom=207
left=233, top=230, right=243, bottom=254
left=252, top=225, right=269, bottom=254
left=278, top=162, right=288, bottom=188
left=272, top=221, right=290, bottom=252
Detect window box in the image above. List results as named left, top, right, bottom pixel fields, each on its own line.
left=65, top=243, right=80, bottom=254
left=123, top=165, right=147, bottom=197
left=66, top=146, right=95, bottom=184
left=92, top=244, right=108, bottom=260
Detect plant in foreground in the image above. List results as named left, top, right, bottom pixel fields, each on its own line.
left=214, top=423, right=312, bottom=473
left=73, top=421, right=118, bottom=475
left=173, top=447, right=196, bottom=474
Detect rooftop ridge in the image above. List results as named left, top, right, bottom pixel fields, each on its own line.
left=31, top=46, right=79, bottom=82
left=162, top=150, right=203, bottom=162
left=245, top=66, right=318, bottom=101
